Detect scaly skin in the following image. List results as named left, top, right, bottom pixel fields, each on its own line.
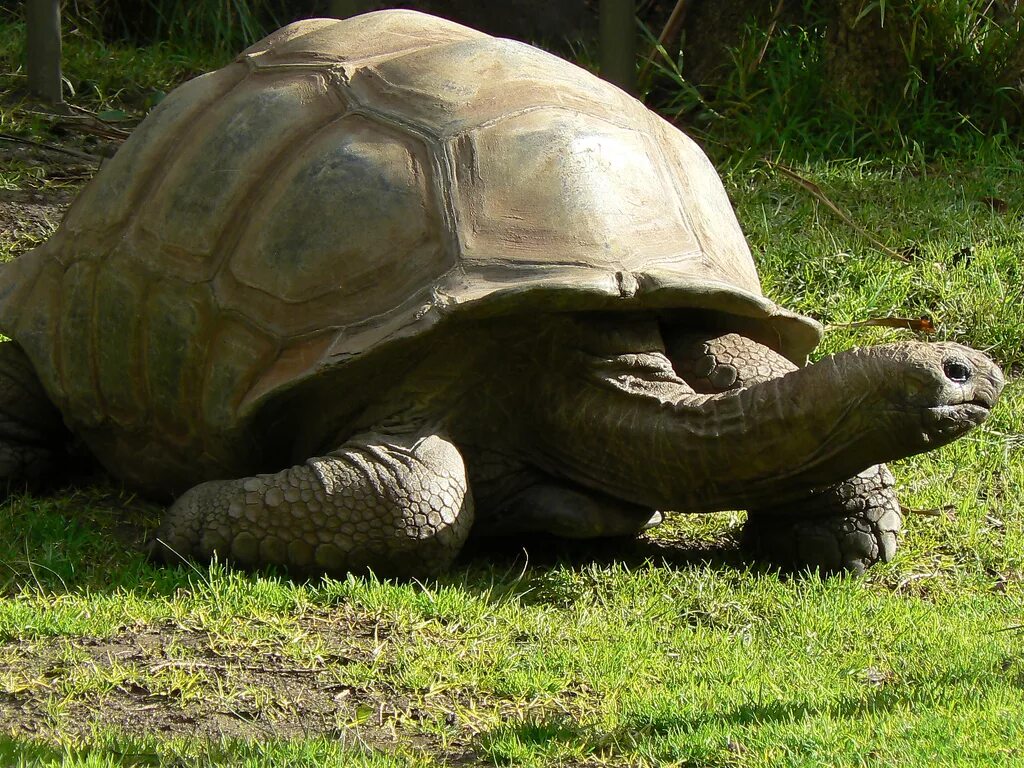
left=666, top=331, right=903, bottom=573
left=0, top=317, right=1004, bottom=579
left=741, top=463, right=902, bottom=575
left=157, top=430, right=473, bottom=578
left=520, top=317, right=1002, bottom=517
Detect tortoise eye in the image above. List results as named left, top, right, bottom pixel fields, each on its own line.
left=943, top=360, right=972, bottom=383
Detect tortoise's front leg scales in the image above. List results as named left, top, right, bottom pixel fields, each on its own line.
left=156, top=430, right=474, bottom=578
left=665, top=331, right=903, bottom=574
left=741, top=464, right=903, bottom=575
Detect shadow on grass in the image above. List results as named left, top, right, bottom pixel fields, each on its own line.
left=0, top=482, right=198, bottom=597
left=463, top=525, right=744, bottom=573
left=474, top=714, right=593, bottom=765
left=0, top=479, right=752, bottom=601
left=624, top=691, right=906, bottom=736
left=474, top=697, right=908, bottom=767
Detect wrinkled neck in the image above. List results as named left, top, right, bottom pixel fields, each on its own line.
left=532, top=346, right=902, bottom=512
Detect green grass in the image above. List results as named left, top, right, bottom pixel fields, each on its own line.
left=64, top=0, right=284, bottom=56
left=725, top=145, right=1024, bottom=367
left=0, top=16, right=1022, bottom=768
left=640, top=2, right=1023, bottom=159
left=0, top=14, right=230, bottom=106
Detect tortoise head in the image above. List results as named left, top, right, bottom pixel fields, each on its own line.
left=851, top=341, right=1004, bottom=453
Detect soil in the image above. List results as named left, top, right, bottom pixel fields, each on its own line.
left=0, top=138, right=99, bottom=257
left=0, top=614, right=455, bottom=751
left=0, top=194, right=64, bottom=250
left=0, top=490, right=735, bottom=757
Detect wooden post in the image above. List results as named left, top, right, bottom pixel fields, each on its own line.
left=26, top=0, right=63, bottom=105
left=600, top=0, right=636, bottom=94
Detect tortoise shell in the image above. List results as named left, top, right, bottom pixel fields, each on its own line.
left=0, top=10, right=820, bottom=493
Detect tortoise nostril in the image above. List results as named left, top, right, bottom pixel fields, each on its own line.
left=943, top=360, right=972, bottom=383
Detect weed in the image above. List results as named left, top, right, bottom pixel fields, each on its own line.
left=65, top=0, right=282, bottom=55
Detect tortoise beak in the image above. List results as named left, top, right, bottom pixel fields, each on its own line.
left=922, top=403, right=991, bottom=443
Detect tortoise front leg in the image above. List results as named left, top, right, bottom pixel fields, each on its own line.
left=0, top=340, right=75, bottom=494
left=664, top=330, right=902, bottom=574
left=739, top=463, right=901, bottom=575
left=155, top=429, right=474, bottom=578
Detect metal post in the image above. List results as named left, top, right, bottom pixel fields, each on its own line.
left=600, top=0, right=636, bottom=94
left=26, top=0, right=63, bottom=105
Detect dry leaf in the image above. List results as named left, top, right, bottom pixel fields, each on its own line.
left=829, top=317, right=936, bottom=333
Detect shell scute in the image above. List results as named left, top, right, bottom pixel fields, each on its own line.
left=5, top=256, right=62, bottom=405
left=62, top=64, right=247, bottom=237
left=225, top=114, right=449, bottom=335
left=449, top=108, right=697, bottom=273
left=652, top=120, right=762, bottom=294
left=143, top=281, right=216, bottom=442
left=349, top=37, right=638, bottom=136
left=240, top=11, right=485, bottom=68
left=137, top=71, right=345, bottom=280
left=201, top=318, right=279, bottom=437
left=94, top=259, right=147, bottom=425
left=58, top=260, right=98, bottom=421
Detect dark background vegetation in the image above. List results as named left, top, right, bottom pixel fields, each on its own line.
left=11, top=0, right=1022, bottom=157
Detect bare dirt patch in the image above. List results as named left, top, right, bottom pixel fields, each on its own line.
left=0, top=609, right=613, bottom=766
left=0, top=140, right=94, bottom=258
left=0, top=190, right=67, bottom=257
left=0, top=110, right=111, bottom=258
left=0, top=612, right=454, bottom=753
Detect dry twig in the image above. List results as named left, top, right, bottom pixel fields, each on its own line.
left=0, top=133, right=101, bottom=163
left=827, top=317, right=936, bottom=333
left=765, top=158, right=911, bottom=263
left=639, top=0, right=691, bottom=81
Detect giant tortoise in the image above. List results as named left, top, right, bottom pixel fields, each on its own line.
left=0, top=11, right=1004, bottom=576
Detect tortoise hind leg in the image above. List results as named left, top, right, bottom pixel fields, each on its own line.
left=475, top=479, right=660, bottom=539
left=664, top=329, right=902, bottom=574
left=466, top=449, right=659, bottom=539
left=155, top=429, right=474, bottom=578
left=0, top=341, right=75, bottom=494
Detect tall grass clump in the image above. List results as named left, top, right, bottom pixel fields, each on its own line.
left=641, top=0, right=1024, bottom=158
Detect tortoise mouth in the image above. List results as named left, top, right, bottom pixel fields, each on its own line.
left=922, top=401, right=991, bottom=441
